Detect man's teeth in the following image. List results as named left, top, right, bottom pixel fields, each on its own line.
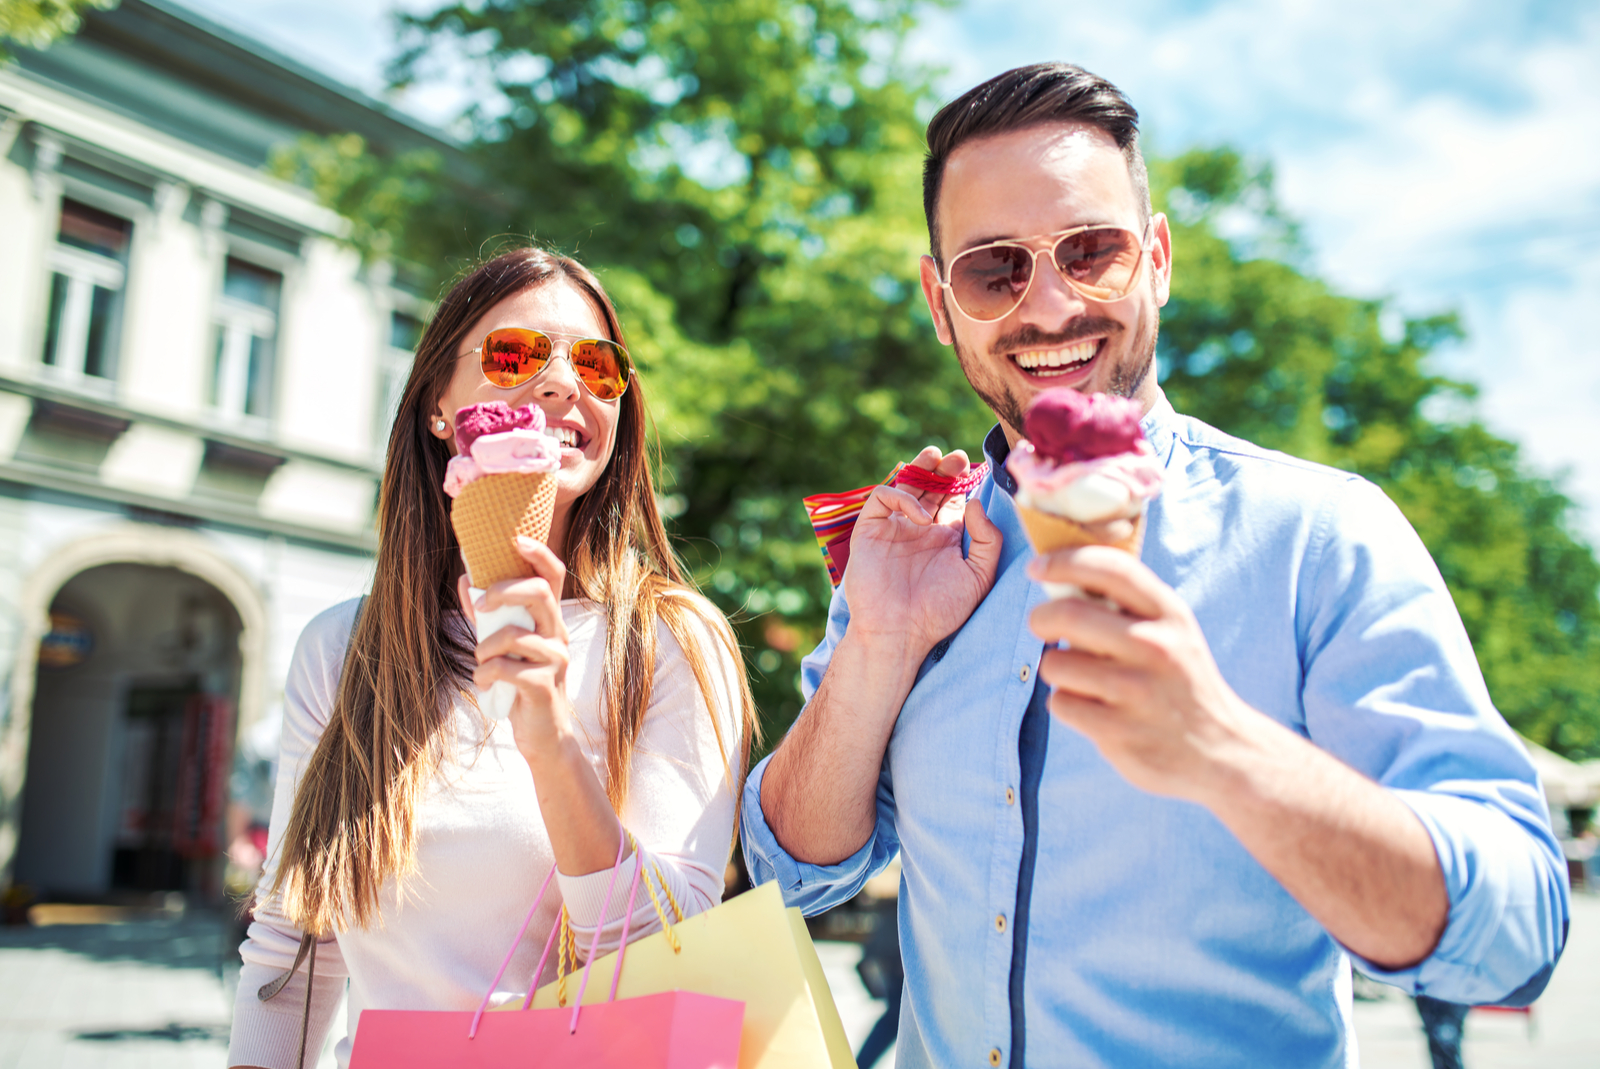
left=1015, top=342, right=1097, bottom=376
left=544, top=427, right=580, bottom=448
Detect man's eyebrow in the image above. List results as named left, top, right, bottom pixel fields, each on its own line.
left=952, top=221, right=1124, bottom=256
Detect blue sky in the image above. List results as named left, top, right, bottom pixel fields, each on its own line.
left=180, top=0, right=1600, bottom=546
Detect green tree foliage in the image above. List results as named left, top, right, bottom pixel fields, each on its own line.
left=284, top=3, right=1599, bottom=756
left=1156, top=149, right=1600, bottom=756
left=0, top=0, right=114, bottom=59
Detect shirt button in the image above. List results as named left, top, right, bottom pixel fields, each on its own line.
left=1005, top=787, right=1015, bottom=806
left=989, top=1048, right=1003, bottom=1066
left=1019, top=664, right=1030, bottom=682
left=995, top=913, right=1007, bottom=933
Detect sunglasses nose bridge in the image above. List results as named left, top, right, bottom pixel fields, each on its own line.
left=1015, top=242, right=1095, bottom=320
left=529, top=346, right=583, bottom=398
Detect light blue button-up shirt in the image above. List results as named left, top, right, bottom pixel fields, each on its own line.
left=742, top=396, right=1568, bottom=1069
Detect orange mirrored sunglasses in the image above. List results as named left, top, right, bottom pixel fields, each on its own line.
left=468, top=327, right=633, bottom=401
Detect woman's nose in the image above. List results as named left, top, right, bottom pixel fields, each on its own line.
left=535, top=350, right=581, bottom=400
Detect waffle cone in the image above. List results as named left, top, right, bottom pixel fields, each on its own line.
left=1016, top=503, right=1146, bottom=557
left=450, top=472, right=559, bottom=588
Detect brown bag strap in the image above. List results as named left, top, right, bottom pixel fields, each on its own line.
left=257, top=931, right=318, bottom=1069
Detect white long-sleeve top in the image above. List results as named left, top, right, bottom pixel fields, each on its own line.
left=228, top=595, right=744, bottom=1069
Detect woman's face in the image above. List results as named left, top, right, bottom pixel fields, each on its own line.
left=432, top=279, right=623, bottom=512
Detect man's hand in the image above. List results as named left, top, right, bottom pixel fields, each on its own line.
left=1026, top=545, right=1254, bottom=803
left=760, top=445, right=1002, bottom=867
left=1027, top=544, right=1448, bottom=970
left=844, top=446, right=1003, bottom=656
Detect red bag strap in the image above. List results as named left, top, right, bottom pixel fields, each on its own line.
left=802, top=460, right=990, bottom=587
left=890, top=461, right=989, bottom=495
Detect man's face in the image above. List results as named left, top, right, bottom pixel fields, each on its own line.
left=918, top=122, right=1172, bottom=441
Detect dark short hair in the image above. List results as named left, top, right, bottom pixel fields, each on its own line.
left=923, top=63, right=1150, bottom=263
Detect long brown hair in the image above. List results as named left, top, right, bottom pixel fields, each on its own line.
left=271, top=248, right=758, bottom=934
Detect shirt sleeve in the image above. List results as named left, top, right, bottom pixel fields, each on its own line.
left=1297, top=478, right=1569, bottom=1005
left=739, top=586, right=902, bottom=916
left=560, top=598, right=745, bottom=958
left=228, top=602, right=356, bottom=1069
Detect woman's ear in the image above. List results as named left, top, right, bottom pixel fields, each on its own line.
left=428, top=409, right=452, bottom=440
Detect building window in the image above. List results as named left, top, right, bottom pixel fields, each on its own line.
left=42, top=199, right=131, bottom=381
left=211, top=257, right=281, bottom=420
left=378, top=310, right=423, bottom=444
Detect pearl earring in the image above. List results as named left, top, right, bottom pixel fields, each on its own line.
left=434, top=419, right=448, bottom=433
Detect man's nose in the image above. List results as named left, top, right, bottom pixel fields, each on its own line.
left=1017, top=247, right=1091, bottom=325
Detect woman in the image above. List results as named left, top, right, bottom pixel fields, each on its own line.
left=228, top=248, right=756, bottom=1069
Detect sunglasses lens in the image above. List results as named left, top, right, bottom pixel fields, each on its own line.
left=570, top=339, right=629, bottom=400
left=1054, top=228, right=1143, bottom=300
left=481, top=329, right=552, bottom=387
left=948, top=244, right=1035, bottom=321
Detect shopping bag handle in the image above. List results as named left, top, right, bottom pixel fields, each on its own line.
left=468, top=820, right=643, bottom=1039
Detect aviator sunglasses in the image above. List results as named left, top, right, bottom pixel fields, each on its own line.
left=938, top=220, right=1157, bottom=323
left=468, top=327, right=633, bottom=401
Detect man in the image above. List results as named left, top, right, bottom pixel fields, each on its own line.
left=741, top=63, right=1568, bottom=1068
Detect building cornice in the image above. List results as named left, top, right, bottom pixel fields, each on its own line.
left=0, top=370, right=382, bottom=476
left=0, top=73, right=348, bottom=237
left=0, top=460, right=377, bottom=553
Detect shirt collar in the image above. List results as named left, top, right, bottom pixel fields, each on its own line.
left=981, top=389, right=1179, bottom=497
left=983, top=424, right=1018, bottom=496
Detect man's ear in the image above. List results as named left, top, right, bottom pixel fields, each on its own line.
left=919, top=255, right=955, bottom=346
left=1149, top=212, right=1173, bottom=308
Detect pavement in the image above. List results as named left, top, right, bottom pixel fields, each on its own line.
left=0, top=895, right=1595, bottom=1068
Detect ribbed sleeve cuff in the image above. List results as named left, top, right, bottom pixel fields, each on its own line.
left=228, top=959, right=345, bottom=1069
left=557, top=851, right=643, bottom=931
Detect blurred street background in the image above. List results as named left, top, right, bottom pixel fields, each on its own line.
left=3, top=893, right=1600, bottom=1067
left=0, top=0, right=1596, bottom=1066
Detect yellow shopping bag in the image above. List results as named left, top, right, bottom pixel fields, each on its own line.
left=527, top=879, right=855, bottom=1069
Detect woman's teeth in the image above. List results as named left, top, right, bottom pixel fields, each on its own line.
left=1014, top=341, right=1097, bottom=376
left=544, top=427, right=581, bottom=448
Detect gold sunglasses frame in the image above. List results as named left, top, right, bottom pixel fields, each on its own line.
left=938, top=219, right=1158, bottom=323
left=467, top=326, right=634, bottom=401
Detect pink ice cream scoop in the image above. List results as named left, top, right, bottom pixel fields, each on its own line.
left=454, top=400, right=542, bottom=454
left=443, top=402, right=561, bottom=498
left=1023, top=388, right=1145, bottom=463
left=1006, top=389, right=1162, bottom=523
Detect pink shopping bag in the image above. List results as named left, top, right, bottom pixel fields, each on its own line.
left=348, top=823, right=744, bottom=1069
left=350, top=991, right=742, bottom=1068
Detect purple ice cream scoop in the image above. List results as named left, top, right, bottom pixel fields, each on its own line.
left=1022, top=388, right=1145, bottom=463
left=453, top=401, right=543, bottom=454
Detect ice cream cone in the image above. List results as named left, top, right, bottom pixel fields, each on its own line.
left=450, top=471, right=559, bottom=589
left=1014, top=502, right=1146, bottom=558
left=1016, top=502, right=1148, bottom=605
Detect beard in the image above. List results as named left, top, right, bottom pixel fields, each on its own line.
left=952, top=307, right=1159, bottom=435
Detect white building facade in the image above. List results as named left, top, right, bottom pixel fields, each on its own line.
left=0, top=0, right=459, bottom=903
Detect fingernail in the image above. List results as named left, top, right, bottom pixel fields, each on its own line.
left=515, top=536, right=538, bottom=548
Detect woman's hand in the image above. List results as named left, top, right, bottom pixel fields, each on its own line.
left=458, top=536, right=573, bottom=761
left=457, top=537, right=622, bottom=876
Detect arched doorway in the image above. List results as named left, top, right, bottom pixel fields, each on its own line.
left=12, top=563, right=244, bottom=903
